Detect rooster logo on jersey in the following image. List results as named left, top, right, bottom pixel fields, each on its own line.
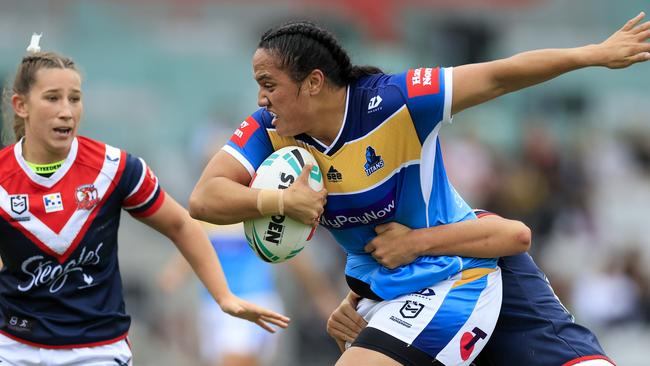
left=75, top=184, right=99, bottom=210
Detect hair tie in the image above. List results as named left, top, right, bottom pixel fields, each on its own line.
left=26, top=33, right=43, bottom=53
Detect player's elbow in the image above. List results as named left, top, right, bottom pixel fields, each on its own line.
left=188, top=189, right=230, bottom=225
left=188, top=190, right=210, bottom=221
left=512, top=222, right=532, bottom=253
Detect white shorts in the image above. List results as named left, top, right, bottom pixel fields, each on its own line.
left=197, top=292, right=283, bottom=363
left=0, top=333, right=132, bottom=366
left=353, top=267, right=502, bottom=366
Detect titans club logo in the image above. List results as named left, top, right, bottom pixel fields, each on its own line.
left=364, top=146, right=384, bottom=176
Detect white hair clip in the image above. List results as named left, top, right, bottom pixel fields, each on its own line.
left=26, top=33, right=43, bottom=53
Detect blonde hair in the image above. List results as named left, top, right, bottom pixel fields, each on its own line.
left=2, top=52, right=78, bottom=145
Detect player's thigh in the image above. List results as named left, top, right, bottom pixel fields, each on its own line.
left=353, top=268, right=502, bottom=366
left=336, top=346, right=402, bottom=366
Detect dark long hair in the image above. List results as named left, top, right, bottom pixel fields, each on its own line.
left=258, top=21, right=382, bottom=86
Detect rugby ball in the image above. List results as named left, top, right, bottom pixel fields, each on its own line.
left=244, top=146, right=323, bottom=263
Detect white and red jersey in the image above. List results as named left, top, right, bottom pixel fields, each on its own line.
left=0, top=136, right=165, bottom=348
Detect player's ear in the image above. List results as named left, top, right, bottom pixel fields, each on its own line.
left=12, top=94, right=29, bottom=119
left=306, top=69, right=325, bottom=95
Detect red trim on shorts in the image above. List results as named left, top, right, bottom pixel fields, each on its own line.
left=0, top=330, right=128, bottom=349
left=562, top=355, right=616, bottom=366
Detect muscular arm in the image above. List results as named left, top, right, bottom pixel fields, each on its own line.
left=452, top=12, right=650, bottom=114
left=189, top=150, right=326, bottom=225
left=189, top=150, right=260, bottom=224
left=365, top=214, right=531, bottom=269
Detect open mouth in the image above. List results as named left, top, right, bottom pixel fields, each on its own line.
left=53, top=127, right=72, bottom=136
left=269, top=111, right=279, bottom=126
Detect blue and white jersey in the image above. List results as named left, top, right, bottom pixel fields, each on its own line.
left=0, top=136, right=165, bottom=348
left=225, top=67, right=497, bottom=300
left=199, top=224, right=276, bottom=301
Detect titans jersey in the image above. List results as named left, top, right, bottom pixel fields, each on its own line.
left=0, top=136, right=165, bottom=348
left=225, top=67, right=496, bottom=300
left=200, top=224, right=276, bottom=299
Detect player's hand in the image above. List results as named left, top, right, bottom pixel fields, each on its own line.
left=326, top=291, right=366, bottom=352
left=365, top=222, right=418, bottom=269
left=284, top=163, right=327, bottom=225
left=596, top=11, right=650, bottom=69
left=218, top=293, right=290, bottom=333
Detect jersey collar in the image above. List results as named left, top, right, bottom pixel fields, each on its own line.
left=14, top=137, right=79, bottom=188
left=302, top=85, right=350, bottom=156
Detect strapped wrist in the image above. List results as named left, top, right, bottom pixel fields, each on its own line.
left=256, top=189, right=285, bottom=216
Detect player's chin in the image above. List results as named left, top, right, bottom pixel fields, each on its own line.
left=275, top=125, right=300, bottom=138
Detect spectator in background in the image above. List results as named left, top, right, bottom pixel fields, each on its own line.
left=158, top=223, right=341, bottom=366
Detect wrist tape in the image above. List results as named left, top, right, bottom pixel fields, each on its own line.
left=256, top=189, right=284, bottom=216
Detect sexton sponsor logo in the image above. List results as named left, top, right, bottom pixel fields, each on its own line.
left=264, top=215, right=285, bottom=244
left=320, top=199, right=395, bottom=229
left=264, top=172, right=295, bottom=244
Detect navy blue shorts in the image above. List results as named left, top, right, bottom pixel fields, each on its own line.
left=475, top=253, right=614, bottom=366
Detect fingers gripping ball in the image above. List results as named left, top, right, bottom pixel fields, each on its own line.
left=244, top=146, right=323, bottom=263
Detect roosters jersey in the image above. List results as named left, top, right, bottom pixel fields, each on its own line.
left=0, top=136, right=165, bottom=348
left=225, top=67, right=496, bottom=300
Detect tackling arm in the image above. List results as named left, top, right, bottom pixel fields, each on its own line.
left=365, top=214, right=531, bottom=269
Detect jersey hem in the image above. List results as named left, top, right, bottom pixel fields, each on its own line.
left=562, top=355, right=615, bottom=366
left=0, top=329, right=128, bottom=349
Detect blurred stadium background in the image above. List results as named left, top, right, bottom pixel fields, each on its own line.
left=1, top=0, right=649, bottom=364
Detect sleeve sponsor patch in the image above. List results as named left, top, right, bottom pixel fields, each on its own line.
left=230, top=116, right=260, bottom=148
left=406, top=67, right=440, bottom=98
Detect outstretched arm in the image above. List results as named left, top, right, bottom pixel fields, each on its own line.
left=139, top=194, right=290, bottom=332
left=453, top=12, right=650, bottom=114
left=365, top=213, right=531, bottom=269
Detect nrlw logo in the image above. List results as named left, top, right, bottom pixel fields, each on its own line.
left=400, top=300, right=424, bottom=319
left=10, top=194, right=28, bottom=215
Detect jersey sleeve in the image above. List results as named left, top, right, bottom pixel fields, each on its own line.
left=473, top=208, right=499, bottom=218
left=222, top=109, right=275, bottom=177
left=392, top=67, right=453, bottom=144
left=119, top=153, right=165, bottom=218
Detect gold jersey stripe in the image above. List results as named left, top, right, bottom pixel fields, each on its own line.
left=267, top=107, right=422, bottom=193
left=452, top=267, right=497, bottom=289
